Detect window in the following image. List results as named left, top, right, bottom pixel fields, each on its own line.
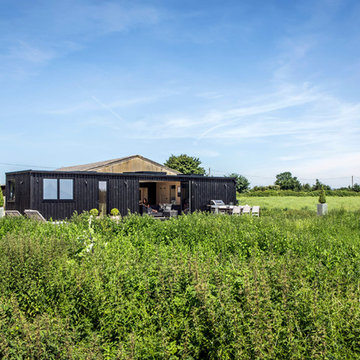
left=43, top=178, right=74, bottom=200
left=8, top=180, right=15, bottom=201
left=60, top=179, right=73, bottom=199
left=44, top=179, right=58, bottom=200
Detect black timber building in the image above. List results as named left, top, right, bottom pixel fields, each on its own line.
left=5, top=170, right=236, bottom=220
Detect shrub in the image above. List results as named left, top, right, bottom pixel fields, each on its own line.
left=89, top=208, right=99, bottom=216
left=319, top=187, right=326, bottom=203
left=110, top=208, right=120, bottom=216
left=0, top=187, right=3, bottom=207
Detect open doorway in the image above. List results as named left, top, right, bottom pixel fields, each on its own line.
left=139, top=180, right=183, bottom=214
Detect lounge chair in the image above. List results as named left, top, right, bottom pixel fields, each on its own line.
left=251, top=206, right=260, bottom=216
left=24, top=209, right=46, bottom=222
left=5, top=210, right=22, bottom=217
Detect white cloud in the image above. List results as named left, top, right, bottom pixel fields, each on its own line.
left=8, top=41, right=56, bottom=64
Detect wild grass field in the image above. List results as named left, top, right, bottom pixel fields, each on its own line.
left=1, top=210, right=360, bottom=359
left=237, top=195, right=360, bottom=211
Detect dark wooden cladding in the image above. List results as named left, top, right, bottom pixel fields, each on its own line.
left=5, top=170, right=236, bottom=220
left=191, top=177, right=236, bottom=211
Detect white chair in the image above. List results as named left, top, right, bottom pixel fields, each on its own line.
left=5, top=210, right=22, bottom=217
left=242, top=205, right=251, bottom=215
left=251, top=206, right=260, bottom=216
left=24, top=209, right=46, bottom=222
left=232, top=206, right=241, bottom=215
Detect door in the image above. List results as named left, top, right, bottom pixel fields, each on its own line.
left=180, top=181, right=190, bottom=213
left=98, top=181, right=107, bottom=216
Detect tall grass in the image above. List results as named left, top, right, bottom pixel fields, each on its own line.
left=0, top=211, right=360, bottom=359
left=237, top=195, right=360, bottom=211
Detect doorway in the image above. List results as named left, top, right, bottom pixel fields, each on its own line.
left=98, top=181, right=107, bottom=216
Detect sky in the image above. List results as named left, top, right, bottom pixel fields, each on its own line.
left=1, top=0, right=360, bottom=188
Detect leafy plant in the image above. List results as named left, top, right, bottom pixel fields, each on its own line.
left=1, top=211, right=360, bottom=358
left=319, top=187, right=327, bottom=204
left=164, top=154, right=206, bottom=175
left=110, top=208, right=120, bottom=216
left=0, top=187, right=3, bottom=207
left=275, top=171, right=301, bottom=190
left=89, top=208, right=99, bottom=216
left=227, top=173, right=250, bottom=193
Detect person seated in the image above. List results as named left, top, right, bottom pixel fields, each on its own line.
left=141, top=198, right=158, bottom=214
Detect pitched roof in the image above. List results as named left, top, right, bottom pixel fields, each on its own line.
left=57, top=154, right=180, bottom=174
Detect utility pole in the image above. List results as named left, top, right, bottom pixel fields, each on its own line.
left=208, top=168, right=211, bottom=176
left=352, top=176, right=354, bottom=188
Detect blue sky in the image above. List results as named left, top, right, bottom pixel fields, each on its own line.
left=1, top=0, right=360, bottom=187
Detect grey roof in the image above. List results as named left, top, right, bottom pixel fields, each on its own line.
left=57, top=154, right=180, bottom=174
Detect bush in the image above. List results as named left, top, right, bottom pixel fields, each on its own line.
left=89, top=208, right=99, bottom=216
left=319, top=187, right=326, bottom=203
left=246, top=189, right=360, bottom=197
left=0, top=187, right=3, bottom=207
left=110, top=208, right=120, bottom=216
left=1, top=212, right=360, bottom=358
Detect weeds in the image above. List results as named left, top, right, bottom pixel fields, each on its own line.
left=0, top=211, right=360, bottom=359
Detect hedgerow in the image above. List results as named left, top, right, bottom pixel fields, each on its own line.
left=0, top=211, right=360, bottom=359
left=245, top=189, right=360, bottom=197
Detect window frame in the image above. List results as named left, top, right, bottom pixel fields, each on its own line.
left=42, top=178, right=75, bottom=202
left=8, top=180, right=16, bottom=202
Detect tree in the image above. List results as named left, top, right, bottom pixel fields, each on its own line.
left=301, top=183, right=312, bottom=191
left=0, top=187, right=3, bottom=207
left=312, top=179, right=331, bottom=191
left=227, top=173, right=250, bottom=193
left=164, top=154, right=206, bottom=175
left=353, top=183, right=360, bottom=192
left=274, top=171, right=301, bottom=191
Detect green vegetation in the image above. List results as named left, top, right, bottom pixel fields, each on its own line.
left=227, top=173, right=250, bottom=193
left=164, top=154, right=206, bottom=175
left=1, top=210, right=360, bottom=359
left=318, top=187, right=326, bottom=204
left=275, top=171, right=301, bottom=190
left=246, top=189, right=360, bottom=197
left=89, top=208, right=99, bottom=216
left=237, top=195, right=360, bottom=211
left=110, top=208, right=120, bottom=216
left=0, top=187, right=3, bottom=207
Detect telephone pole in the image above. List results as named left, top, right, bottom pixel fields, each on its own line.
left=352, top=176, right=354, bottom=188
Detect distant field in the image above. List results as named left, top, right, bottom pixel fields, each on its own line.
left=237, top=195, right=360, bottom=211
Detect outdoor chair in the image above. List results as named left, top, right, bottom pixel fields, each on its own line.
left=5, top=210, right=22, bottom=217
left=24, top=209, right=47, bottom=222
left=232, top=206, right=241, bottom=215
left=242, top=205, right=251, bottom=215
left=251, top=206, right=260, bottom=216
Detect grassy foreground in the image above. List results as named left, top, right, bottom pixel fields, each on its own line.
left=238, top=195, right=360, bottom=211
left=1, top=211, right=360, bottom=359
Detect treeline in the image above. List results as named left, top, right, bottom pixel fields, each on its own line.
left=229, top=171, right=360, bottom=194
left=245, top=188, right=360, bottom=197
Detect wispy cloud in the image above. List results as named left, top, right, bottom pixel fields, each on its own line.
left=7, top=41, right=56, bottom=64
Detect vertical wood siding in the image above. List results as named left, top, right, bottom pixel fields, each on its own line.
left=6, top=171, right=236, bottom=220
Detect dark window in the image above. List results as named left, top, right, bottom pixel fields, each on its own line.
left=8, top=180, right=15, bottom=201
left=43, top=178, right=74, bottom=200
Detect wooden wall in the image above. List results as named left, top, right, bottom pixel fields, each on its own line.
left=5, top=171, right=236, bottom=220
left=191, top=178, right=236, bottom=211
left=5, top=173, right=31, bottom=214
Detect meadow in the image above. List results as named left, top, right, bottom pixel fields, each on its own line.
left=238, top=195, right=360, bottom=211
left=0, top=209, right=360, bottom=359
